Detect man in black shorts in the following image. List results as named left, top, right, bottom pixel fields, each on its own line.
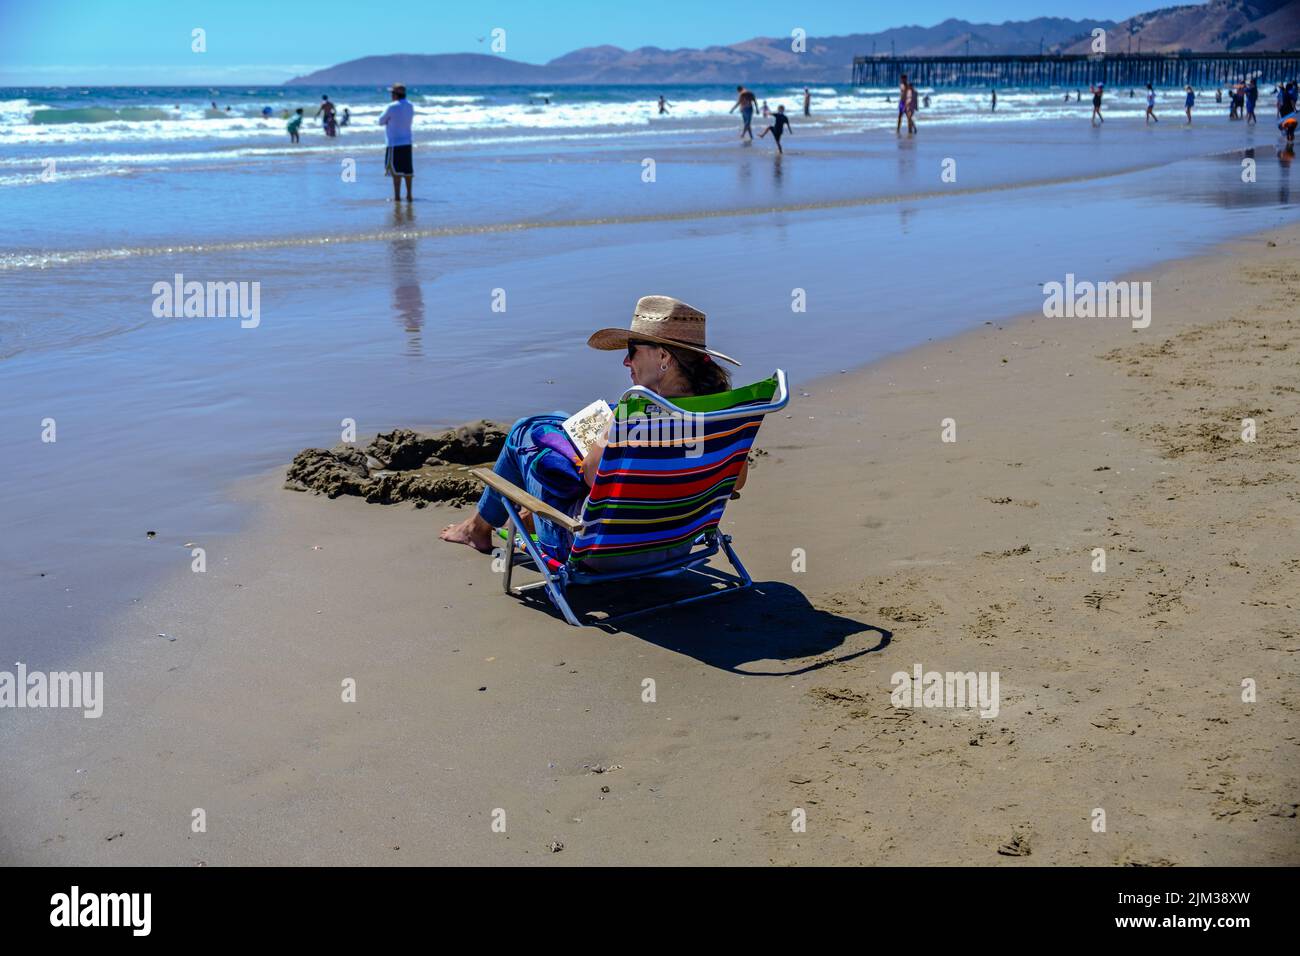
left=378, top=83, right=415, bottom=201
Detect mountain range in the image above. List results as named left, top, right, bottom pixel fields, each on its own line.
left=285, top=1, right=1300, bottom=86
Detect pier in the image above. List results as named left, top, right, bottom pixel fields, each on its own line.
left=851, top=52, right=1300, bottom=89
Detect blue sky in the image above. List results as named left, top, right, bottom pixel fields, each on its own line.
left=1, top=0, right=1148, bottom=85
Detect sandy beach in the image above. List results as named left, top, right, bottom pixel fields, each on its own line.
left=4, top=218, right=1295, bottom=866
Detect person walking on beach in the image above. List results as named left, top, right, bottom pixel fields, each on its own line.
left=1246, top=80, right=1258, bottom=125
left=803, top=87, right=811, bottom=116
left=379, top=83, right=415, bottom=202
left=1090, top=83, right=1104, bottom=125
left=1145, top=83, right=1158, bottom=124
left=758, top=104, right=791, bottom=153
left=1184, top=85, right=1195, bottom=124
left=657, top=95, right=673, bottom=115
left=287, top=108, right=303, bottom=143
left=896, top=74, right=913, bottom=134
left=730, top=85, right=758, bottom=141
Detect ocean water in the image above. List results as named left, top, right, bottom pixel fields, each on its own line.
left=1, top=82, right=1297, bottom=664
left=0, top=82, right=1246, bottom=184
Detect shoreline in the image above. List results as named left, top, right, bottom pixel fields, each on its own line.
left=4, top=220, right=1296, bottom=865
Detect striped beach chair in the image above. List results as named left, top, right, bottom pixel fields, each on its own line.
left=470, top=370, right=789, bottom=627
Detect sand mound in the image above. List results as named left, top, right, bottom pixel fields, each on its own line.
left=284, top=421, right=507, bottom=507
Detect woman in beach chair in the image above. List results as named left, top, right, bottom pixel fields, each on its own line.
left=438, top=295, right=746, bottom=562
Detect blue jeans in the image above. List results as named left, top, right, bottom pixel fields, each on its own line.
left=476, top=414, right=585, bottom=560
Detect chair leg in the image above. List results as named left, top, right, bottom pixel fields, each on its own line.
left=500, top=528, right=515, bottom=594
left=720, top=533, right=753, bottom=587
left=500, top=500, right=584, bottom=627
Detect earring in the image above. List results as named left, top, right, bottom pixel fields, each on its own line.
left=660, top=363, right=668, bottom=371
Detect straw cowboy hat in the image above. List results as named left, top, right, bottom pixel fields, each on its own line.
left=587, top=295, right=741, bottom=366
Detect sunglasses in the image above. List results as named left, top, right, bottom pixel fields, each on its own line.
left=627, top=340, right=652, bottom=359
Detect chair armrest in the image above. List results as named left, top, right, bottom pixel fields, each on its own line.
left=468, top=468, right=585, bottom=534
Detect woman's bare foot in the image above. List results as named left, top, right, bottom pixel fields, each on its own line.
left=439, top=512, right=495, bottom=553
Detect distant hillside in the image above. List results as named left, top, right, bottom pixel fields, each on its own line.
left=539, top=18, right=1117, bottom=83
left=286, top=53, right=550, bottom=86
left=286, top=17, right=1115, bottom=86
left=284, top=2, right=1300, bottom=87
left=1060, top=0, right=1300, bottom=53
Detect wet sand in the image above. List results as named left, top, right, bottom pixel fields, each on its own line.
left=3, top=222, right=1295, bottom=866
left=5, top=141, right=1299, bottom=677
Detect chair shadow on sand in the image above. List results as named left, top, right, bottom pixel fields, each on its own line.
left=513, top=571, right=892, bottom=676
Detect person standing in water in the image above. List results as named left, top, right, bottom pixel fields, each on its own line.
left=287, top=108, right=303, bottom=143
left=896, top=74, right=911, bottom=134
left=1280, top=80, right=1297, bottom=117
left=657, top=95, right=673, bottom=115
left=316, top=94, right=337, bottom=137
left=758, top=104, right=791, bottom=153
left=1246, top=80, right=1258, bottom=125
left=1184, top=85, right=1195, bottom=124
left=803, top=87, right=811, bottom=116
left=730, top=85, right=758, bottom=140
left=340, top=107, right=351, bottom=128
left=990, top=88, right=997, bottom=112
left=379, top=83, right=415, bottom=202
left=1090, top=83, right=1105, bottom=125
left=1145, top=84, right=1158, bottom=124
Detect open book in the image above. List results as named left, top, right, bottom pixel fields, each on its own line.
left=561, top=399, right=615, bottom=460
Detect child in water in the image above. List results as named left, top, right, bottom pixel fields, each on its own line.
left=758, top=104, right=791, bottom=153
left=287, top=108, right=303, bottom=143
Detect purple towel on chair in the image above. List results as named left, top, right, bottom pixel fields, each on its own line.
left=526, top=423, right=587, bottom=501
